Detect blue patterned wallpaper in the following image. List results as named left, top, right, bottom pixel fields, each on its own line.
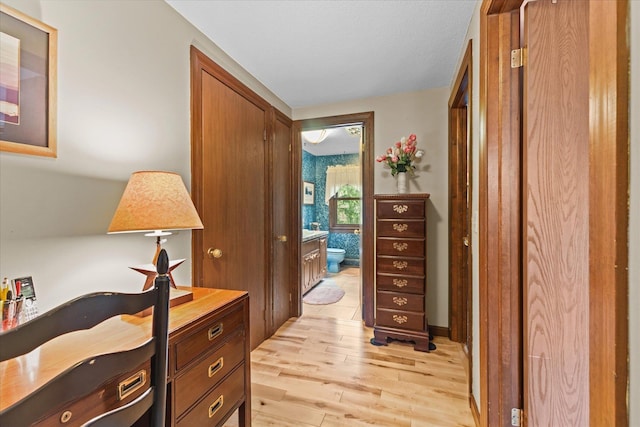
left=302, top=151, right=361, bottom=264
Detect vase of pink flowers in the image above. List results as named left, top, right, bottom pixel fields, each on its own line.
left=376, top=134, right=424, bottom=193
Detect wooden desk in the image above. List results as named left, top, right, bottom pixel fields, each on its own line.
left=0, top=287, right=251, bottom=427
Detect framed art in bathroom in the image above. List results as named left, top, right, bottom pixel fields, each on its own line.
left=0, top=4, right=57, bottom=158
left=303, top=181, right=315, bottom=205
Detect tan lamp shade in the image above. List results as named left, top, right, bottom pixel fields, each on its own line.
left=108, top=171, right=203, bottom=234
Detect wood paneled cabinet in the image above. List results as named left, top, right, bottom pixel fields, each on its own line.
left=302, top=236, right=327, bottom=295
left=372, top=194, right=431, bottom=352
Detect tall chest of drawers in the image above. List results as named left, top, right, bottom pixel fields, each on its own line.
left=372, top=194, right=431, bottom=352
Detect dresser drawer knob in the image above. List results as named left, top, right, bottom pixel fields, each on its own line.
left=393, top=242, right=408, bottom=252
left=392, top=279, right=408, bottom=288
left=118, top=370, right=146, bottom=401
left=393, top=204, right=409, bottom=213
left=393, top=297, right=408, bottom=306
left=209, top=395, right=224, bottom=418
left=393, top=261, right=408, bottom=270
left=60, top=411, right=73, bottom=423
left=208, top=323, right=224, bottom=341
left=208, top=357, right=224, bottom=378
left=393, top=223, right=409, bottom=232
left=392, top=315, right=408, bottom=324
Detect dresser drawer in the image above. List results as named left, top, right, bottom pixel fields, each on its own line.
left=376, top=237, right=424, bottom=257
left=174, top=306, right=244, bottom=371
left=377, top=200, right=425, bottom=219
left=174, top=330, right=245, bottom=417
left=177, top=364, right=245, bottom=427
left=377, top=256, right=424, bottom=275
left=377, top=274, right=424, bottom=294
left=377, top=291, right=424, bottom=312
left=376, top=308, right=425, bottom=331
left=376, top=219, right=425, bottom=238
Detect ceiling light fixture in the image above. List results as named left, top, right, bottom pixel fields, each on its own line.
left=302, top=129, right=329, bottom=144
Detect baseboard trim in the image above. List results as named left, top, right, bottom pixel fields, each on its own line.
left=470, top=393, right=480, bottom=427
left=428, top=325, right=449, bottom=337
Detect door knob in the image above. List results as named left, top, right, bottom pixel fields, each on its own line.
left=354, top=229, right=361, bottom=235
left=207, top=248, right=223, bottom=259
left=276, top=235, right=287, bottom=242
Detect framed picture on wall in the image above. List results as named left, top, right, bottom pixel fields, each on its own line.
left=303, top=181, right=315, bottom=205
left=0, top=4, right=57, bottom=158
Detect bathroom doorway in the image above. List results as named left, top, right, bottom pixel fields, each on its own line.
left=292, top=112, right=374, bottom=325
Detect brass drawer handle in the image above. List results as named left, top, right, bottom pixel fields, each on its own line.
left=60, top=411, right=73, bottom=423
left=393, top=315, right=408, bottom=324
left=208, top=323, right=223, bottom=341
left=393, top=204, right=408, bottom=213
left=118, top=370, right=146, bottom=401
left=208, top=357, right=224, bottom=378
left=209, top=395, right=224, bottom=418
left=393, top=279, right=408, bottom=288
left=393, top=261, right=408, bottom=270
left=393, top=223, right=408, bottom=232
left=393, top=297, right=408, bottom=306
left=393, top=242, right=408, bottom=252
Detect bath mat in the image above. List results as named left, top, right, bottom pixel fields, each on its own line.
left=303, top=280, right=345, bottom=305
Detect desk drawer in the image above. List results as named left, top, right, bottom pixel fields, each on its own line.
left=377, top=291, right=424, bottom=312
left=175, top=307, right=243, bottom=371
left=376, top=308, right=425, bottom=331
left=377, top=256, right=424, bottom=276
left=177, top=364, right=245, bottom=427
left=174, top=330, right=245, bottom=417
left=377, top=200, right=425, bottom=219
left=376, top=219, right=425, bottom=238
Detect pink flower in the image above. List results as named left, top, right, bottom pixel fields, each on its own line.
left=391, top=155, right=399, bottom=163
left=376, top=155, right=386, bottom=162
left=395, top=141, right=402, bottom=148
left=386, top=147, right=393, bottom=154
left=408, top=134, right=417, bottom=142
left=404, top=146, right=412, bottom=154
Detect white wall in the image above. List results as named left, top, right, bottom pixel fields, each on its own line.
left=294, top=88, right=451, bottom=328
left=0, top=0, right=289, bottom=312
left=629, top=1, right=639, bottom=424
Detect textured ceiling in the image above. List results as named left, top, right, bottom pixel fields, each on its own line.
left=166, top=0, right=476, bottom=109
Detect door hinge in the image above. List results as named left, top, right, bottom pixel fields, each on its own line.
left=289, top=144, right=292, bottom=152
left=511, top=408, right=522, bottom=426
left=511, top=48, right=525, bottom=68
left=289, top=293, right=292, bottom=302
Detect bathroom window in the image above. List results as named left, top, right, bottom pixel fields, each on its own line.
left=329, top=185, right=361, bottom=233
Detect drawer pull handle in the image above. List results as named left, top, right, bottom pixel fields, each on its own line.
left=208, top=395, right=224, bottom=418
left=393, top=315, right=408, bottom=325
left=208, top=357, right=224, bottom=378
left=393, top=242, right=408, bottom=252
left=393, top=223, right=408, bottom=232
left=118, top=370, right=146, bottom=401
left=60, top=411, right=73, bottom=423
left=393, top=297, right=408, bottom=306
left=393, top=279, right=408, bottom=288
left=208, top=323, right=224, bottom=341
left=393, top=204, right=408, bottom=213
left=393, top=261, right=408, bottom=270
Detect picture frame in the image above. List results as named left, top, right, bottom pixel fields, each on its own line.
left=0, top=4, right=57, bottom=158
left=303, top=181, right=315, bottom=205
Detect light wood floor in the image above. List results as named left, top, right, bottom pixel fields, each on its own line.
left=224, top=267, right=475, bottom=426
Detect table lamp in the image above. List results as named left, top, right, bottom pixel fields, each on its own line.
left=108, top=171, right=203, bottom=308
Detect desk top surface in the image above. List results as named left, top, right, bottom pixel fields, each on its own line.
left=0, top=287, right=247, bottom=411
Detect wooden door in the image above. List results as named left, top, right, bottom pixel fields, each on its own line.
left=270, top=108, right=293, bottom=333
left=191, top=47, right=270, bottom=350
left=522, top=1, right=590, bottom=424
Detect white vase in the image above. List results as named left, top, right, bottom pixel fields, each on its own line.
left=397, top=172, right=407, bottom=194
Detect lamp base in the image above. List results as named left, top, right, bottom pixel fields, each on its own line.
left=134, top=287, right=193, bottom=317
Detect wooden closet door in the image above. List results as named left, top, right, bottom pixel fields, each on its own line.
left=522, top=1, right=590, bottom=425
left=191, top=47, right=270, bottom=350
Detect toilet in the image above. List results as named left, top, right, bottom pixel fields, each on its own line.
left=327, top=248, right=346, bottom=273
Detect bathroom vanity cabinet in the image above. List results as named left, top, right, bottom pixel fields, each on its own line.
left=372, top=194, right=431, bottom=352
left=301, top=232, right=327, bottom=294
